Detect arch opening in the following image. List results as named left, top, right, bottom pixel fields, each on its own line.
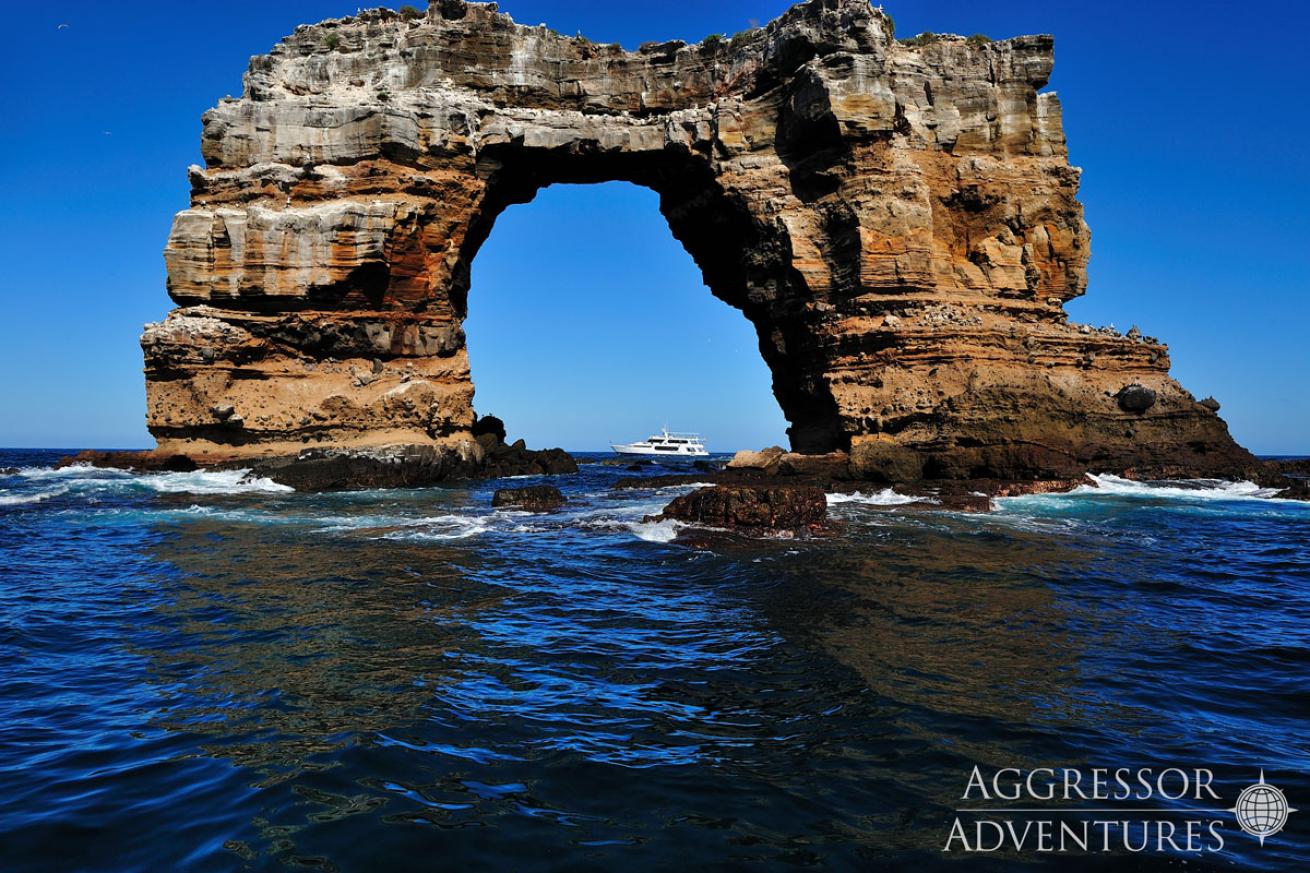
left=463, top=180, right=789, bottom=451
left=445, top=144, right=849, bottom=454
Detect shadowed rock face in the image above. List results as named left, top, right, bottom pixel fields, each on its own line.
left=144, top=0, right=1257, bottom=479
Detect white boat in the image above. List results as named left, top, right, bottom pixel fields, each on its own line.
left=611, top=429, right=709, bottom=457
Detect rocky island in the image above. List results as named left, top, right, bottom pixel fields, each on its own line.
left=106, top=0, right=1278, bottom=491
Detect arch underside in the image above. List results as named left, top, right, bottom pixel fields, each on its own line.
left=144, top=0, right=1256, bottom=480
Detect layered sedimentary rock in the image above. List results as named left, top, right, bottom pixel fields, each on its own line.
left=145, top=0, right=1257, bottom=479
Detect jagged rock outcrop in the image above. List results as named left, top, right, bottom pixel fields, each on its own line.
left=144, top=0, right=1258, bottom=481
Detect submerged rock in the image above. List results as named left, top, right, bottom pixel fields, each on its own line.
left=650, top=485, right=827, bottom=533
left=492, top=485, right=565, bottom=512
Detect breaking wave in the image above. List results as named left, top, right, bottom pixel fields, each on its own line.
left=7, top=465, right=291, bottom=498
left=625, top=518, right=684, bottom=543
left=1076, top=473, right=1286, bottom=501
left=994, top=474, right=1294, bottom=511
left=826, top=489, right=927, bottom=506
left=136, top=469, right=293, bottom=495
left=0, top=486, right=70, bottom=506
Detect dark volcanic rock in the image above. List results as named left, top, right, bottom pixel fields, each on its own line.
left=1264, top=457, right=1310, bottom=500
left=55, top=450, right=198, bottom=473
left=1116, top=385, right=1158, bottom=413
left=1277, top=479, right=1310, bottom=500
left=492, top=485, right=565, bottom=512
left=650, top=485, right=827, bottom=532
left=482, top=444, right=577, bottom=478
left=245, top=443, right=577, bottom=491
left=472, top=414, right=507, bottom=444
left=245, top=445, right=475, bottom=491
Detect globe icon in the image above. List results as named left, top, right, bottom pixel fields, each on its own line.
left=1230, top=772, right=1296, bottom=846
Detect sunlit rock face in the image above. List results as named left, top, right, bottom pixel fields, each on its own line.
left=145, top=0, right=1256, bottom=479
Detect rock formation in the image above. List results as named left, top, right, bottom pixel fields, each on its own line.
left=492, top=485, right=566, bottom=511
left=650, top=485, right=829, bottom=533
left=144, top=0, right=1259, bottom=481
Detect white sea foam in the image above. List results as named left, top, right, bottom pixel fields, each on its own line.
left=17, top=464, right=131, bottom=481
left=14, top=464, right=291, bottom=496
left=627, top=519, right=683, bottom=543
left=1077, top=474, right=1284, bottom=501
left=826, top=489, right=928, bottom=506
left=0, top=486, right=69, bottom=506
left=993, top=473, right=1296, bottom=514
left=135, top=469, right=293, bottom=495
left=380, top=513, right=496, bottom=541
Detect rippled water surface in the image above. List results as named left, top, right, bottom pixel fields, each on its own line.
left=1, top=449, right=1308, bottom=871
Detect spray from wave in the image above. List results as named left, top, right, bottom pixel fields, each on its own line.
left=1076, top=474, right=1285, bottom=501
left=10, top=465, right=291, bottom=496
left=0, top=485, right=70, bottom=506
left=826, top=489, right=927, bottom=506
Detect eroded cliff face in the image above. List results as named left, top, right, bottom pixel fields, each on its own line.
left=145, top=0, right=1256, bottom=479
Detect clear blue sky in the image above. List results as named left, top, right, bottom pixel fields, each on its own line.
left=0, top=1, right=1306, bottom=453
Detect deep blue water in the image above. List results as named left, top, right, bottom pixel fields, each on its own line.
left=1, top=448, right=1308, bottom=871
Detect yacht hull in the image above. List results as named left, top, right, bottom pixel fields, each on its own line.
left=611, top=444, right=709, bottom=457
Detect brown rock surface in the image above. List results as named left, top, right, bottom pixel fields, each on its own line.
left=143, top=0, right=1258, bottom=481
left=727, top=446, right=785, bottom=471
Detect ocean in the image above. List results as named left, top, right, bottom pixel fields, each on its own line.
left=1, top=448, right=1307, bottom=871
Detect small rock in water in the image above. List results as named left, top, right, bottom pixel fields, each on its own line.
left=649, top=485, right=827, bottom=533
left=492, top=485, right=565, bottom=512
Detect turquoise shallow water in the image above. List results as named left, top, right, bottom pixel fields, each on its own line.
left=1, top=449, right=1308, bottom=871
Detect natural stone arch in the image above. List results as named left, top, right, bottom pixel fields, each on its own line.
left=455, top=143, right=845, bottom=450
left=145, top=0, right=1257, bottom=480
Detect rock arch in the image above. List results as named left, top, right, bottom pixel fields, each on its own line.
left=145, top=0, right=1256, bottom=479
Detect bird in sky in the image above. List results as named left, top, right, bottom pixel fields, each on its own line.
left=56, top=23, right=70, bottom=30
